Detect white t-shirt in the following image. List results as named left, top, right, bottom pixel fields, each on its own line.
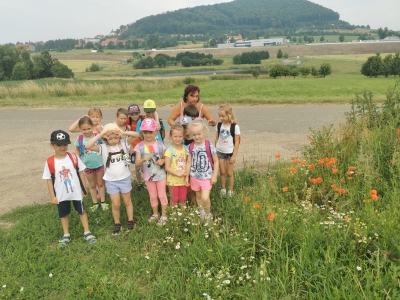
left=216, top=124, right=241, bottom=153
left=42, top=154, right=86, bottom=201
left=98, top=140, right=131, bottom=181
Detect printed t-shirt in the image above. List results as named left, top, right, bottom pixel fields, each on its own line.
left=42, top=155, right=86, bottom=201
left=189, top=142, right=216, bottom=180
left=98, top=140, right=130, bottom=181
left=164, top=146, right=188, bottom=186
left=133, top=141, right=166, bottom=182
left=216, top=124, right=241, bottom=154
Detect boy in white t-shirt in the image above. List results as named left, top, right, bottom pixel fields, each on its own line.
left=42, top=130, right=96, bottom=247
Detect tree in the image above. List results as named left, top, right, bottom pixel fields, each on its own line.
left=212, top=59, right=223, bottom=65
left=319, top=63, right=332, bottom=77
left=292, top=37, right=297, bottom=42
left=361, top=53, right=383, bottom=77
left=181, top=57, right=191, bottom=67
left=252, top=69, right=260, bottom=78
left=320, top=36, right=325, bottom=43
left=233, top=55, right=241, bottom=64
left=11, top=62, right=31, bottom=80
left=87, top=63, right=101, bottom=72
left=32, top=51, right=54, bottom=78
left=269, top=65, right=282, bottom=78
left=85, top=42, right=94, bottom=49
left=311, top=66, right=319, bottom=77
left=339, top=34, right=345, bottom=42
left=107, top=41, right=115, bottom=49
left=300, top=66, right=310, bottom=77
left=289, top=67, right=299, bottom=79
left=154, top=55, right=167, bottom=67
left=283, top=53, right=289, bottom=59
left=51, top=61, right=74, bottom=78
left=298, top=37, right=303, bottom=43
left=277, top=49, right=283, bottom=59
left=382, top=54, right=393, bottom=77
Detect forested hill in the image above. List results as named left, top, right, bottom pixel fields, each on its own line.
left=126, top=0, right=342, bottom=37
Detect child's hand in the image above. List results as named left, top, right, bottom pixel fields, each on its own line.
left=211, top=176, right=217, bottom=185
left=185, top=176, right=190, bottom=186
left=229, top=156, right=236, bottom=164
left=50, top=196, right=59, bottom=205
left=143, top=155, right=152, bottom=162
left=82, top=191, right=88, bottom=198
left=155, top=158, right=164, bottom=166
left=208, top=119, right=217, bottom=126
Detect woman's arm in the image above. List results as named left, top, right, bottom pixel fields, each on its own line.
left=167, top=102, right=182, bottom=126
left=201, top=105, right=217, bottom=126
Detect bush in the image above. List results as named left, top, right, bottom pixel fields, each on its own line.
left=87, top=63, right=101, bottom=72
left=51, top=62, right=74, bottom=78
left=183, top=77, right=195, bottom=85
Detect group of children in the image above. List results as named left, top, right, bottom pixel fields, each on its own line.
left=42, top=101, right=240, bottom=247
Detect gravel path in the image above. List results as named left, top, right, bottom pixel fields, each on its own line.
left=0, top=104, right=350, bottom=216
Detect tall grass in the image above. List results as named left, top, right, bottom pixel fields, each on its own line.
left=1, top=84, right=400, bottom=298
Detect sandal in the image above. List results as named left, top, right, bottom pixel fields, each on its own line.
left=58, top=235, right=71, bottom=248
left=113, top=223, right=122, bottom=235
left=84, top=232, right=97, bottom=244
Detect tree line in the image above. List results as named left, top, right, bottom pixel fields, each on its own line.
left=233, top=51, right=270, bottom=64
left=132, top=52, right=223, bottom=69
left=0, top=45, right=73, bottom=81
left=361, top=53, right=400, bottom=78
left=269, top=63, right=332, bottom=79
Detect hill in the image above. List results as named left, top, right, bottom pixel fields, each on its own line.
left=124, top=0, right=344, bottom=37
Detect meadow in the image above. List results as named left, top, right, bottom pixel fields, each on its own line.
left=1, top=49, right=400, bottom=298
left=1, top=84, right=400, bottom=299
left=0, top=52, right=399, bottom=107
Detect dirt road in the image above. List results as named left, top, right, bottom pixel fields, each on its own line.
left=0, top=104, right=350, bottom=216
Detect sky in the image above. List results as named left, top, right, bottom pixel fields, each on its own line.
left=1, top=0, right=399, bottom=44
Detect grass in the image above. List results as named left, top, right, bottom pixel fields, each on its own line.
left=1, top=85, right=400, bottom=298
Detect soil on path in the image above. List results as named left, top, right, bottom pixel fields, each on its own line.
left=0, top=104, right=350, bottom=216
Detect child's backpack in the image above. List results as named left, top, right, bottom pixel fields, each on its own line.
left=217, top=122, right=241, bottom=146
left=46, top=152, right=87, bottom=196
left=188, top=141, right=214, bottom=170
left=77, top=133, right=100, bottom=159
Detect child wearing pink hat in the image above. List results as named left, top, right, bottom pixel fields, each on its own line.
left=134, top=118, right=168, bottom=226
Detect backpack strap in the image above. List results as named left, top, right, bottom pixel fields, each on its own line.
left=217, top=122, right=222, bottom=139
left=189, top=141, right=214, bottom=170
left=230, top=123, right=236, bottom=146
left=78, top=134, right=85, bottom=159
left=105, top=143, right=124, bottom=168
left=47, top=155, right=57, bottom=195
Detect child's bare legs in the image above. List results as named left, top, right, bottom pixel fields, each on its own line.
left=227, top=162, right=235, bottom=191
left=60, top=215, right=70, bottom=235
left=95, top=172, right=106, bottom=203
left=110, top=193, right=122, bottom=223
left=135, top=166, right=142, bottom=184
left=121, top=192, right=134, bottom=220
left=219, top=159, right=228, bottom=190
left=85, top=172, right=99, bottom=205
left=195, top=190, right=211, bottom=213
left=161, top=204, right=168, bottom=217
left=188, top=186, right=196, bottom=205
left=79, top=211, right=90, bottom=232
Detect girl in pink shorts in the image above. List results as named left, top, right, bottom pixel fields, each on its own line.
left=185, top=121, right=219, bottom=222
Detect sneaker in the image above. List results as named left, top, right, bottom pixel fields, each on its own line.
left=148, top=214, right=159, bottom=223
left=84, top=232, right=97, bottom=244
left=227, top=190, right=233, bottom=197
left=100, top=202, right=109, bottom=210
left=205, top=213, right=213, bottom=223
left=199, top=210, right=206, bottom=219
left=128, top=220, right=136, bottom=230
left=113, top=223, right=122, bottom=235
left=90, top=204, right=100, bottom=212
left=135, top=183, right=142, bottom=191
left=157, top=216, right=168, bottom=226
left=58, top=235, right=71, bottom=248
left=220, top=189, right=227, bottom=196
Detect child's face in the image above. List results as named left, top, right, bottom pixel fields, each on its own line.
left=170, top=129, right=184, bottom=145
left=129, top=112, right=140, bottom=122
left=142, top=130, right=157, bottom=142
left=50, top=143, right=68, bottom=156
left=80, top=123, right=93, bottom=138
left=105, top=133, right=120, bottom=146
left=218, top=110, right=229, bottom=124
left=89, top=113, right=102, bottom=126
left=116, top=114, right=128, bottom=127
left=190, top=125, right=205, bottom=145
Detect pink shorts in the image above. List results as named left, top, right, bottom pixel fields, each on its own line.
left=84, top=166, right=104, bottom=175
left=190, top=177, right=212, bottom=191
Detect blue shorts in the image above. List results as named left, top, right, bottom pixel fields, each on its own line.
left=106, top=176, right=132, bottom=195
left=217, top=151, right=233, bottom=160
left=57, top=200, right=85, bottom=218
